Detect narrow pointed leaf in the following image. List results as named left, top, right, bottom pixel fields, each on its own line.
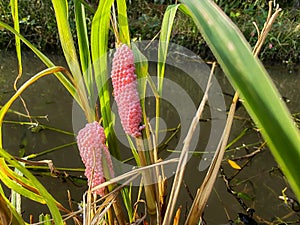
left=132, top=42, right=148, bottom=115
left=10, top=0, right=22, bottom=80
left=157, top=4, right=180, bottom=95
left=0, top=159, right=46, bottom=204
left=0, top=149, right=64, bottom=224
left=75, top=0, right=93, bottom=97
left=117, top=0, right=130, bottom=45
left=91, top=0, right=120, bottom=159
left=156, top=4, right=180, bottom=147
left=51, top=0, right=82, bottom=83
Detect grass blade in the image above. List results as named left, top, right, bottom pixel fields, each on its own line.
left=0, top=159, right=46, bottom=203
left=156, top=4, right=180, bottom=148
left=75, top=0, right=93, bottom=98
left=157, top=4, right=180, bottom=95
left=10, top=0, right=22, bottom=84
left=0, top=148, right=64, bottom=224
left=116, top=0, right=130, bottom=45
left=180, top=0, right=300, bottom=201
left=91, top=0, right=120, bottom=159
left=51, top=0, right=81, bottom=83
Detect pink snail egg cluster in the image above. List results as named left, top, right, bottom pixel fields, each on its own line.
left=76, top=122, right=114, bottom=196
left=111, top=44, right=143, bottom=138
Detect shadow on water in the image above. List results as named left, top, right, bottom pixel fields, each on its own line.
left=0, top=50, right=299, bottom=224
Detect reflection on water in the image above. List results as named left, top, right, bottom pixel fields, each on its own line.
left=0, top=50, right=299, bottom=224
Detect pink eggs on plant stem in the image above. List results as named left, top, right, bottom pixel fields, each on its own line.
left=76, top=121, right=114, bottom=196
left=111, top=44, right=143, bottom=138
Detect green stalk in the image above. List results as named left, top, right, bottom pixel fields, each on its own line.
left=135, top=137, right=157, bottom=222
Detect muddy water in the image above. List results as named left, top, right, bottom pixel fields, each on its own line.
left=0, top=50, right=299, bottom=224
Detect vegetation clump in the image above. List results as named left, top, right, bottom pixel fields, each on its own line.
left=0, top=0, right=299, bottom=63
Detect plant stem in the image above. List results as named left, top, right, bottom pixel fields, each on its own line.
left=135, top=137, right=158, bottom=224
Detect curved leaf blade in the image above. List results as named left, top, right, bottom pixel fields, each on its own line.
left=91, top=0, right=120, bottom=159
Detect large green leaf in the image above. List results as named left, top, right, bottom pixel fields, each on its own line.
left=51, top=0, right=81, bottom=82
left=181, top=0, right=300, bottom=200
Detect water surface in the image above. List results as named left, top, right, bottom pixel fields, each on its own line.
left=0, top=50, right=299, bottom=224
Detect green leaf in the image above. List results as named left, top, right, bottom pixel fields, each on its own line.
left=74, top=0, right=93, bottom=98
left=157, top=4, right=180, bottom=95
left=0, top=148, right=64, bottom=224
left=10, top=0, right=22, bottom=81
left=39, top=214, right=52, bottom=225
left=121, top=187, right=133, bottom=223
left=91, top=0, right=120, bottom=159
left=156, top=4, right=180, bottom=145
left=51, top=0, right=81, bottom=82
left=117, top=0, right=130, bottom=45
left=132, top=42, right=148, bottom=115
left=181, top=0, right=300, bottom=201
left=0, top=159, right=46, bottom=204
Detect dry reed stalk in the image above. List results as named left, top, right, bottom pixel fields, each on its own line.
left=91, top=158, right=178, bottom=192
left=185, top=70, right=236, bottom=224
left=162, top=63, right=216, bottom=225
left=135, top=137, right=158, bottom=222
